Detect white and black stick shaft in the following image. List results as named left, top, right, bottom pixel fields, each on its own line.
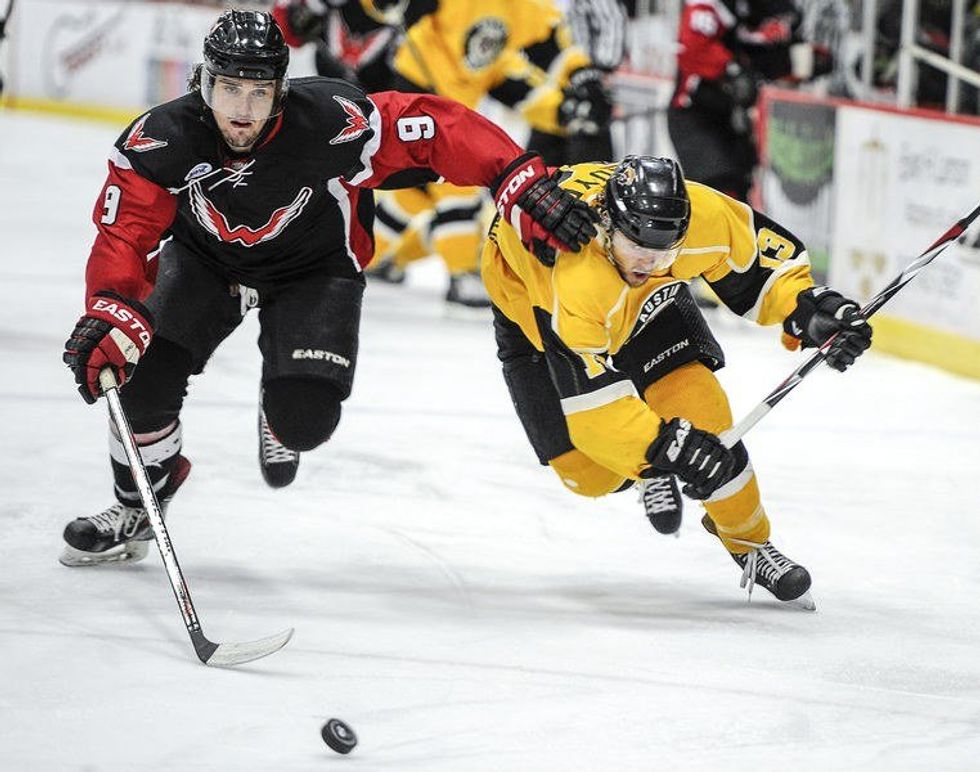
left=1, top=0, right=15, bottom=32
left=0, top=0, right=15, bottom=44
left=719, top=201, right=980, bottom=449
left=399, top=22, right=439, bottom=95
left=99, top=370, right=293, bottom=667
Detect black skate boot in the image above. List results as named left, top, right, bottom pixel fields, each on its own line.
left=702, top=514, right=815, bottom=610
left=60, top=455, right=192, bottom=567
left=365, top=256, right=406, bottom=284
left=259, top=397, right=300, bottom=488
left=445, top=270, right=491, bottom=314
left=639, top=474, right=683, bottom=535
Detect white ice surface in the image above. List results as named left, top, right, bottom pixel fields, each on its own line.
left=2, top=111, right=980, bottom=771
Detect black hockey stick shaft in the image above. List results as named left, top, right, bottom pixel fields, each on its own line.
left=720, top=200, right=980, bottom=449
left=1, top=0, right=15, bottom=39
left=398, top=22, right=440, bottom=95
left=100, top=370, right=292, bottom=666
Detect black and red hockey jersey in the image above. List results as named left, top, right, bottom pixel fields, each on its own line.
left=671, top=0, right=800, bottom=109
left=86, top=77, right=525, bottom=300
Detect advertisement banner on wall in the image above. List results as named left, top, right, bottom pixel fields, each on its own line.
left=760, top=93, right=836, bottom=281
left=830, top=105, right=980, bottom=345
left=7, top=1, right=315, bottom=115
left=9, top=1, right=214, bottom=112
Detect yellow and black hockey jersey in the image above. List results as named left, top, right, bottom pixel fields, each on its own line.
left=391, top=0, right=591, bottom=134
left=481, top=162, right=814, bottom=479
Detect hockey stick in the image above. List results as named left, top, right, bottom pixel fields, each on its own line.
left=99, top=370, right=294, bottom=667
left=1, top=0, right=15, bottom=38
left=719, top=200, right=980, bottom=449
left=0, top=0, right=15, bottom=96
left=397, top=21, right=440, bottom=96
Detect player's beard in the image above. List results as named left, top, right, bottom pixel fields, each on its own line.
left=221, top=121, right=265, bottom=151
left=216, top=114, right=268, bottom=152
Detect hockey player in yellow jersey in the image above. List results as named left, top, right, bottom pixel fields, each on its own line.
left=366, top=0, right=614, bottom=310
left=481, top=156, right=873, bottom=605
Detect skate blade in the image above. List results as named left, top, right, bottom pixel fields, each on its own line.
left=59, top=540, right=150, bottom=567
left=443, top=302, right=492, bottom=321
left=784, top=590, right=817, bottom=612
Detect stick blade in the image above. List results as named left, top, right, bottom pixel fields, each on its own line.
left=194, top=627, right=294, bottom=668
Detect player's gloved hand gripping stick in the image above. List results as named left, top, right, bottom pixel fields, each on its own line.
left=99, top=369, right=294, bottom=667
left=720, top=201, right=980, bottom=449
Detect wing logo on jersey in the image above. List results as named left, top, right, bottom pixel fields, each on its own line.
left=189, top=185, right=313, bottom=247
left=123, top=114, right=168, bottom=153
left=329, top=96, right=370, bottom=145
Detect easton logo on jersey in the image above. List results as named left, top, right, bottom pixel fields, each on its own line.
left=123, top=114, right=168, bottom=153
left=189, top=185, right=313, bottom=247
left=329, top=96, right=370, bottom=145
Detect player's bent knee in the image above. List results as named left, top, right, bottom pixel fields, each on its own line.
left=120, top=337, right=194, bottom=433
left=549, top=449, right=625, bottom=497
left=263, top=377, right=342, bottom=452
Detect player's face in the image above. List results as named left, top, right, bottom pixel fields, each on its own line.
left=209, top=75, right=277, bottom=151
left=609, top=230, right=680, bottom=287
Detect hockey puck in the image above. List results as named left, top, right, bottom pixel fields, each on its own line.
left=321, top=718, right=357, bottom=754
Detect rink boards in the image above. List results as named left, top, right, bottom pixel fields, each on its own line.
left=759, top=87, right=980, bottom=380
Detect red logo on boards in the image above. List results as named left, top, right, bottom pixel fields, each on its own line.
left=329, top=96, right=370, bottom=145
left=123, top=114, right=169, bottom=153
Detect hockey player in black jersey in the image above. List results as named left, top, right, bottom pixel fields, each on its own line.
left=59, top=9, right=598, bottom=566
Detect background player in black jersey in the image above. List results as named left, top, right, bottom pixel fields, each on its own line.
left=667, top=0, right=832, bottom=204
left=272, top=0, right=408, bottom=93
left=59, top=9, right=598, bottom=567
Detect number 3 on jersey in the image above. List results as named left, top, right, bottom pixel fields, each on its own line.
left=396, top=115, right=435, bottom=142
left=100, top=185, right=122, bottom=225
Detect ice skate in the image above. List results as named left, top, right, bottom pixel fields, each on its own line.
left=365, top=256, right=406, bottom=284
left=259, top=399, right=300, bottom=488
left=60, top=456, right=191, bottom=567
left=702, top=514, right=815, bottom=610
left=445, top=271, right=491, bottom=316
left=639, top=473, right=683, bottom=535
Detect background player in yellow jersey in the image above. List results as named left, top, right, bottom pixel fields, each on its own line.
left=365, top=0, right=614, bottom=309
left=481, top=156, right=872, bottom=605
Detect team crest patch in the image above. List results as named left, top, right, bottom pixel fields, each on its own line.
left=124, top=114, right=168, bottom=153
left=464, top=18, right=507, bottom=70
left=189, top=185, right=313, bottom=247
left=329, top=95, right=370, bottom=145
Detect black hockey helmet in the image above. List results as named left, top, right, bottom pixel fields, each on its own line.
left=204, top=10, right=289, bottom=81
left=604, top=156, right=690, bottom=250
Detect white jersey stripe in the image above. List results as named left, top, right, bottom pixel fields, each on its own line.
left=560, top=378, right=638, bottom=415
left=109, top=147, right=133, bottom=171
left=345, top=97, right=384, bottom=186
left=326, top=178, right=362, bottom=273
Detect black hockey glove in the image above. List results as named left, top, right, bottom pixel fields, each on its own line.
left=285, top=2, right=326, bottom=43
left=63, top=291, right=154, bottom=404
left=558, top=67, right=613, bottom=136
left=783, top=286, right=873, bottom=372
left=722, top=63, right=759, bottom=109
left=643, top=417, right=737, bottom=500
left=493, top=153, right=599, bottom=266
